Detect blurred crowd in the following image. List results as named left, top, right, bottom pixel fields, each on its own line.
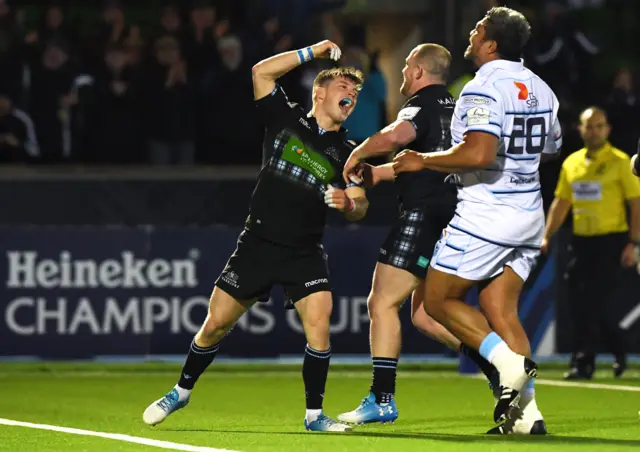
left=0, top=0, right=363, bottom=165
left=0, top=0, right=639, bottom=166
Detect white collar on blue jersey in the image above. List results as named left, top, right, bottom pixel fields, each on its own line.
left=477, top=58, right=524, bottom=76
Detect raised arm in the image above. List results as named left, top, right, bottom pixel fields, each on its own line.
left=252, top=40, right=341, bottom=100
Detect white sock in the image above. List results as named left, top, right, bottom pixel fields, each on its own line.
left=490, top=342, right=522, bottom=372
left=306, top=409, right=322, bottom=423
left=174, top=385, right=192, bottom=402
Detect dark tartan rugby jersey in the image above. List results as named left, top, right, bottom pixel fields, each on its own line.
left=245, top=84, right=359, bottom=247
left=393, top=84, right=458, bottom=210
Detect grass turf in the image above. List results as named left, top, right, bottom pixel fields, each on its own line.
left=0, top=363, right=639, bottom=451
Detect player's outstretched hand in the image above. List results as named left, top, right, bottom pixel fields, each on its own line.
left=342, top=150, right=362, bottom=184
left=325, top=185, right=354, bottom=212
left=311, top=40, right=342, bottom=61
left=392, top=150, right=426, bottom=175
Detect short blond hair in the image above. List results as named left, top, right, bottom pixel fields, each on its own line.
left=414, top=44, right=452, bottom=82
left=313, top=67, right=364, bottom=91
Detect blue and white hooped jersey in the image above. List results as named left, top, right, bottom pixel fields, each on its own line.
left=449, top=59, right=562, bottom=248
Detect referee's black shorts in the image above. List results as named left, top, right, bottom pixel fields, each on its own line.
left=378, top=207, right=454, bottom=279
left=215, top=229, right=331, bottom=308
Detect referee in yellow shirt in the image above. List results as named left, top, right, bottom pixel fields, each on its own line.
left=542, top=107, right=640, bottom=380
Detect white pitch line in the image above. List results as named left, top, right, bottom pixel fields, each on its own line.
left=534, top=378, right=640, bottom=392
left=0, top=418, right=239, bottom=452
left=470, top=374, right=640, bottom=392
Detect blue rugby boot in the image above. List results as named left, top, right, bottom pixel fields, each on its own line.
left=337, top=392, right=398, bottom=425
left=143, top=388, right=189, bottom=426
left=304, top=413, right=352, bottom=432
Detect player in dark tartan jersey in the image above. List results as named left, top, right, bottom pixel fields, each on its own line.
left=143, top=40, right=369, bottom=432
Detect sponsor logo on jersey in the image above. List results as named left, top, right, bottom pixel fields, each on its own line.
left=514, top=81, right=540, bottom=108
left=299, top=117, right=311, bottom=129
left=282, top=136, right=335, bottom=183
left=467, top=107, right=490, bottom=125
left=514, top=81, right=529, bottom=100
left=397, top=106, right=421, bottom=121
left=438, top=98, right=456, bottom=106
left=463, top=96, right=490, bottom=105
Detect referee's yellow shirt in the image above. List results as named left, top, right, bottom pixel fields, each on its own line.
left=555, top=142, right=640, bottom=236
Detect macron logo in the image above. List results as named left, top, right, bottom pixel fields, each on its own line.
left=304, top=278, right=328, bottom=288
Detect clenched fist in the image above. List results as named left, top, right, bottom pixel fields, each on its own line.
left=324, top=185, right=354, bottom=212
left=392, top=150, right=426, bottom=175
left=311, top=40, right=342, bottom=61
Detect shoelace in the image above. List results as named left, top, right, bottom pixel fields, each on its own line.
left=357, top=396, right=374, bottom=410
left=316, top=414, right=336, bottom=426
left=157, top=393, right=178, bottom=412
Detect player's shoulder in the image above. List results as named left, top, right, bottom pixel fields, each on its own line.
left=263, top=84, right=304, bottom=111
left=459, top=77, right=501, bottom=106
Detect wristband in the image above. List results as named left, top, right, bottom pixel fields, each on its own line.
left=297, top=47, right=314, bottom=64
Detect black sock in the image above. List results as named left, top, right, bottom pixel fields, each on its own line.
left=460, top=343, right=496, bottom=381
left=303, top=345, right=331, bottom=410
left=370, top=357, right=398, bottom=404
left=177, top=340, right=220, bottom=390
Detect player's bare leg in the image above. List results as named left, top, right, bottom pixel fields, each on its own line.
left=423, top=267, right=537, bottom=424
left=480, top=268, right=546, bottom=435
left=411, top=282, right=500, bottom=389
left=295, top=291, right=351, bottom=432
left=368, top=263, right=419, bottom=399
left=411, top=280, right=460, bottom=351
left=479, top=268, right=530, bottom=357
left=338, top=263, right=417, bottom=424
left=143, top=287, right=254, bottom=426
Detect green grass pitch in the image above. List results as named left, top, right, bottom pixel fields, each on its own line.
left=0, top=362, right=639, bottom=451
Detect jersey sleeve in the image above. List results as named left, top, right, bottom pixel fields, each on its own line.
left=619, top=155, right=640, bottom=199
left=255, top=84, right=296, bottom=124
left=396, top=98, right=431, bottom=140
left=543, top=117, right=563, bottom=154
left=554, top=164, right=572, bottom=201
left=456, top=85, right=503, bottom=139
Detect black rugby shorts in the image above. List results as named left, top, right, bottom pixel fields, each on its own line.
left=215, top=229, right=331, bottom=307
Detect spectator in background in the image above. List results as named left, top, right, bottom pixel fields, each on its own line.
left=203, top=34, right=260, bottom=164
left=183, top=0, right=216, bottom=79
left=157, top=3, right=184, bottom=42
left=254, top=13, right=300, bottom=100
left=342, top=48, right=386, bottom=145
left=531, top=1, right=600, bottom=102
left=24, top=3, right=77, bottom=61
left=90, top=43, right=141, bottom=164
left=0, top=0, right=24, bottom=103
left=542, top=107, right=639, bottom=380
left=144, top=35, right=195, bottom=166
left=605, top=67, right=640, bottom=156
left=29, top=38, right=77, bottom=163
left=0, top=92, right=39, bottom=162
left=85, top=0, right=140, bottom=74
